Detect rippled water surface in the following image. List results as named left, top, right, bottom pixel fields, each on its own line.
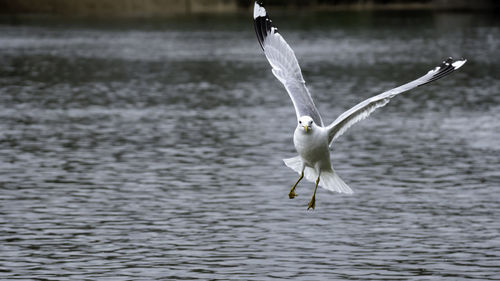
left=1, top=11, right=499, bottom=280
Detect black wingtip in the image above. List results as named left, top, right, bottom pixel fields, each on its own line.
left=441, top=57, right=467, bottom=70
left=253, top=1, right=277, bottom=51
left=420, top=57, right=466, bottom=86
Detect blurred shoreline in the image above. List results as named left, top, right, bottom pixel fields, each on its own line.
left=0, top=0, right=498, bottom=18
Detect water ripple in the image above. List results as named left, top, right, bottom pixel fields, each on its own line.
left=1, top=12, right=499, bottom=280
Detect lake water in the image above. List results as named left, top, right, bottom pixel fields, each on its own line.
left=0, top=10, right=499, bottom=280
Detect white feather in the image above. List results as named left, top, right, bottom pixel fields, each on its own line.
left=253, top=2, right=266, bottom=19
left=327, top=58, right=467, bottom=145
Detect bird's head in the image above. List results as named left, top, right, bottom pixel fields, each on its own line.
left=298, top=116, right=314, bottom=133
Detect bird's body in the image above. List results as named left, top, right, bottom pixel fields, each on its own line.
left=294, top=120, right=330, bottom=171
left=285, top=116, right=352, bottom=208
left=252, top=2, right=466, bottom=209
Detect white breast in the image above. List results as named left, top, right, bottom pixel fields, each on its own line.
left=293, top=126, right=331, bottom=169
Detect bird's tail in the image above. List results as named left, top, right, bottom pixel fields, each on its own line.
left=283, top=156, right=353, bottom=194
left=319, top=170, right=353, bottom=194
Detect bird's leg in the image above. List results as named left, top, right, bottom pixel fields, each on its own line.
left=289, top=171, right=303, bottom=199
left=307, top=176, right=320, bottom=210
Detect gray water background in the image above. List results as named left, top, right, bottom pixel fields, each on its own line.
left=0, top=10, right=499, bottom=280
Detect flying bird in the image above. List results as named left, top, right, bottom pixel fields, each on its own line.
left=253, top=2, right=466, bottom=209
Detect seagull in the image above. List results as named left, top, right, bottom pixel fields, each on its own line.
left=253, top=2, right=466, bottom=210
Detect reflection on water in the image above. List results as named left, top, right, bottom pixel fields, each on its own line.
left=1, top=11, right=499, bottom=280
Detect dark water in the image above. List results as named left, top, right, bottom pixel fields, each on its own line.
left=1, top=11, right=499, bottom=280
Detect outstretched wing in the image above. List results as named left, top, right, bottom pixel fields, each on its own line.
left=327, top=57, right=467, bottom=145
left=253, top=2, right=323, bottom=126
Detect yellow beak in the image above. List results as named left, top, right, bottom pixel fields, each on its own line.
left=303, top=125, right=308, bottom=133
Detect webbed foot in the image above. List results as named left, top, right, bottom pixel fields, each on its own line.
left=307, top=176, right=320, bottom=210
left=307, top=196, right=315, bottom=210
left=289, top=172, right=304, bottom=199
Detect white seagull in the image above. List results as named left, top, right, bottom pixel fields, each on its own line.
left=253, top=2, right=466, bottom=209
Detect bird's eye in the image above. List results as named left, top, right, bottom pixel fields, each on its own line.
left=299, top=121, right=302, bottom=124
